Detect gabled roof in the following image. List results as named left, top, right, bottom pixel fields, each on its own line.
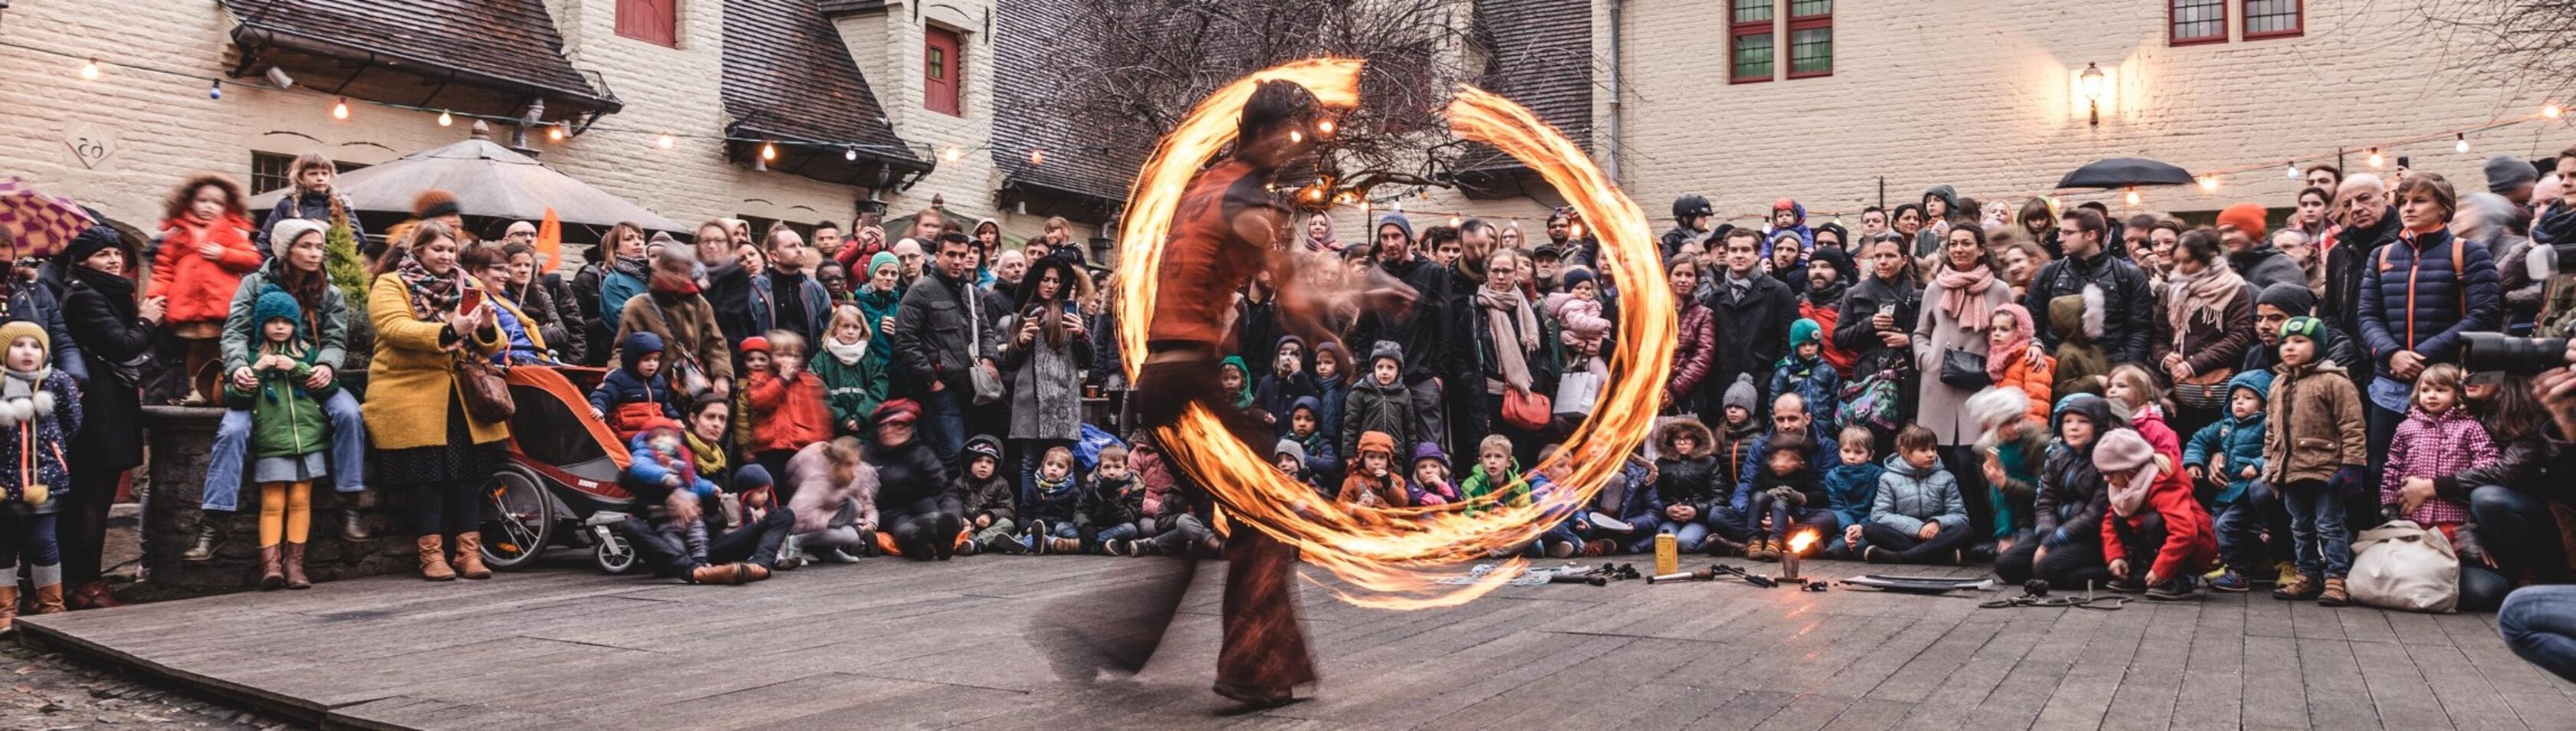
left=219, top=0, right=618, bottom=113
left=1458, top=0, right=1594, bottom=175
left=988, top=0, right=1140, bottom=213
left=721, top=0, right=921, bottom=169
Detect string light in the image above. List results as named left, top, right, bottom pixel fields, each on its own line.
left=437, top=110, right=453, bottom=127
left=1447, top=215, right=1464, bottom=228
left=79, top=58, right=98, bottom=80
left=1289, top=130, right=1303, bottom=144
left=206, top=80, right=222, bottom=100
left=2456, top=133, right=2470, bottom=153
left=844, top=146, right=858, bottom=161
left=2547, top=103, right=2564, bottom=120
left=1030, top=149, right=1046, bottom=165
left=1317, top=119, right=1336, bottom=136
left=2285, top=162, right=2300, bottom=179
left=2124, top=187, right=2141, bottom=206
left=2197, top=174, right=2218, bottom=193
left=760, top=141, right=777, bottom=160
left=657, top=133, right=675, bottom=149
left=2367, top=147, right=2384, bottom=168
left=941, top=146, right=962, bottom=162
left=547, top=123, right=566, bottom=142
left=331, top=97, right=350, bottom=120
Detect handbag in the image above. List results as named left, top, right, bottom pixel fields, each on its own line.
left=644, top=299, right=714, bottom=394
left=964, top=286, right=1007, bottom=406
left=2348, top=520, right=2460, bottom=613
left=2172, top=366, right=2236, bottom=411
left=1937, top=348, right=1991, bottom=388
left=1502, top=388, right=1552, bottom=430
left=1838, top=368, right=1903, bottom=431
left=456, top=356, right=516, bottom=423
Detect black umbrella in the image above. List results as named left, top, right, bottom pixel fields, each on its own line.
left=2054, top=158, right=2196, bottom=189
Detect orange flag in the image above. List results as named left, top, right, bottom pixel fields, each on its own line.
left=535, top=208, right=563, bottom=271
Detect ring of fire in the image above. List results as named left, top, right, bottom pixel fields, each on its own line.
left=1116, top=57, right=1676, bottom=609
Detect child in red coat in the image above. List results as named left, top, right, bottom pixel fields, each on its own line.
left=743, top=332, right=832, bottom=493
left=153, top=173, right=264, bottom=401
left=2094, top=428, right=2217, bottom=601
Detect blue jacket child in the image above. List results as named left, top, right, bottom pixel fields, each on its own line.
left=1820, top=450, right=1883, bottom=556
left=1769, top=319, right=1842, bottom=434
left=2183, top=369, right=2274, bottom=506
left=590, top=331, right=679, bottom=437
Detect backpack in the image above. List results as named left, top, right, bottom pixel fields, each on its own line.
left=1838, top=368, right=1902, bottom=431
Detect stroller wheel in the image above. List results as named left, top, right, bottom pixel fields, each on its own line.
left=594, top=533, right=638, bottom=575
left=478, top=466, right=557, bottom=571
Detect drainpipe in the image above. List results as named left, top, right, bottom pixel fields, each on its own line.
left=1604, top=0, right=1625, bottom=185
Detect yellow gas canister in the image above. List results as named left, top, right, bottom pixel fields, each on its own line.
left=1654, top=533, right=1678, bottom=576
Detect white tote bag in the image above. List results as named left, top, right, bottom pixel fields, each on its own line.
left=1553, top=369, right=1604, bottom=417
left=2348, top=520, right=2460, bottom=613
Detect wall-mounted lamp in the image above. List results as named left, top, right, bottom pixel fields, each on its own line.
left=2079, top=63, right=2105, bottom=127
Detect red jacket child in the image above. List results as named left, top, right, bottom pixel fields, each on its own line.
left=741, top=336, right=832, bottom=455
left=152, top=211, right=263, bottom=326
left=2093, top=428, right=2216, bottom=584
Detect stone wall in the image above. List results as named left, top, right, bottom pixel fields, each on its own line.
left=136, top=408, right=413, bottom=600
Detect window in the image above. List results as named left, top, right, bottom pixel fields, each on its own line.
left=2170, top=0, right=2228, bottom=44
left=1730, top=0, right=1773, bottom=84
left=925, top=27, right=962, bottom=116
left=1786, top=0, right=1832, bottom=78
left=2242, top=0, right=2302, bottom=38
left=615, top=0, right=677, bottom=47
left=249, top=152, right=366, bottom=195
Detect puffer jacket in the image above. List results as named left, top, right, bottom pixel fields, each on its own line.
left=151, top=213, right=264, bottom=325
left=1732, top=426, right=1839, bottom=513
left=1993, top=346, right=2058, bottom=423
left=1768, top=352, right=1842, bottom=433
left=220, top=260, right=352, bottom=377
left=2380, top=405, right=2497, bottom=526
left=2026, top=251, right=2157, bottom=366
left=1024, top=473, right=1084, bottom=524
left=2262, top=359, right=2367, bottom=486
left=1870, top=454, right=1967, bottom=536
left=1652, top=419, right=1726, bottom=518
left=0, top=369, right=80, bottom=513
left=221, top=352, right=339, bottom=459
left=1822, top=461, right=1882, bottom=530
left=1669, top=297, right=1716, bottom=405
left=2034, top=397, right=2118, bottom=548
left=2183, top=410, right=2267, bottom=505
left=1077, top=475, right=1144, bottom=529
left=2358, top=228, right=2499, bottom=369
left=1832, top=273, right=1924, bottom=379
left=955, top=470, right=1015, bottom=526
left=744, top=369, right=831, bottom=454
left=588, top=331, right=678, bottom=434
left=1340, top=370, right=1418, bottom=460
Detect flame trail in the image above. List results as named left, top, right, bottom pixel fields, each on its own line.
left=1116, top=58, right=1675, bottom=609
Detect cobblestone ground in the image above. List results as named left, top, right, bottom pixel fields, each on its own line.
left=0, top=642, right=291, bottom=729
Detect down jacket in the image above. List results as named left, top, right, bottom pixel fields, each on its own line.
left=1870, top=454, right=1967, bottom=536
left=2100, top=454, right=2218, bottom=582
left=2357, top=228, right=2499, bottom=369
left=151, top=214, right=264, bottom=326
left=785, top=441, right=882, bottom=534
left=1668, top=296, right=1716, bottom=405
left=1651, top=419, right=1727, bottom=519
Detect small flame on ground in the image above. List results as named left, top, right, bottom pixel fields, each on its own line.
left=1115, top=58, right=1674, bottom=609
left=1786, top=530, right=1819, bottom=556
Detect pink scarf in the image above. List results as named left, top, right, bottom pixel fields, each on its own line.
left=1985, top=303, right=2036, bottom=382
left=2163, top=258, right=2246, bottom=348
left=1935, top=264, right=1998, bottom=332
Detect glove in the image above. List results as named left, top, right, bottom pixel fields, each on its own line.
left=2329, top=464, right=2366, bottom=497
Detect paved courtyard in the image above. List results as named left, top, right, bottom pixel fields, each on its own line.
left=18, top=555, right=2574, bottom=729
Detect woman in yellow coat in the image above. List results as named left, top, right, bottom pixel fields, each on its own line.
left=363, top=221, right=510, bottom=581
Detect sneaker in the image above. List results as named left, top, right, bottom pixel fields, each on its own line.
left=956, top=540, right=981, bottom=557
left=1106, top=539, right=1137, bottom=557
left=2318, top=576, right=2351, bottom=607
left=2209, top=571, right=2252, bottom=592
left=2145, top=575, right=2200, bottom=601
left=2106, top=578, right=2145, bottom=593
left=2272, top=561, right=2298, bottom=586
left=1545, top=541, right=1576, bottom=559
left=2272, top=574, right=2320, bottom=600
left=1020, top=535, right=1043, bottom=556
left=993, top=536, right=1030, bottom=556
left=1861, top=545, right=1887, bottom=564
left=2203, top=566, right=2229, bottom=582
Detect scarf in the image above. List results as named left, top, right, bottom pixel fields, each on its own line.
left=2107, top=457, right=2163, bottom=518
left=683, top=428, right=727, bottom=477
left=67, top=264, right=138, bottom=306
left=393, top=251, right=465, bottom=316
left=612, top=255, right=652, bottom=282
left=0, top=366, right=56, bottom=427
left=1476, top=285, right=1539, bottom=391
left=823, top=335, right=869, bottom=366
left=649, top=268, right=700, bottom=297
left=1722, top=269, right=1754, bottom=302
left=1033, top=472, right=1080, bottom=503
left=1934, top=264, right=1998, bottom=331
left=1805, top=276, right=1846, bottom=308
left=2163, top=258, right=2246, bottom=346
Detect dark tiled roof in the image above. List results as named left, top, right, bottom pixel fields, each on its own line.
left=1458, top=0, right=1593, bottom=173
left=817, top=0, right=886, bottom=13
left=988, top=0, right=1139, bottom=208
left=721, top=0, right=919, bottom=163
left=219, top=0, right=614, bottom=111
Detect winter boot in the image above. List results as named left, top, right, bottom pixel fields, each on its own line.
left=31, top=583, right=64, bottom=615
left=416, top=535, right=456, bottom=581
left=282, top=543, right=311, bottom=589
left=258, top=544, right=286, bottom=591
left=2272, top=573, right=2320, bottom=601
left=1704, top=533, right=1746, bottom=557
left=0, top=585, right=15, bottom=636
left=2318, top=577, right=2351, bottom=606
left=450, top=532, right=492, bottom=579
left=340, top=496, right=372, bottom=542
left=182, top=520, right=221, bottom=562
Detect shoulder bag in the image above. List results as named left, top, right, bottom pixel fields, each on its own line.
left=964, top=286, right=1007, bottom=405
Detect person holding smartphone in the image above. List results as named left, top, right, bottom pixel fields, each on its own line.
left=1000, top=256, right=1095, bottom=498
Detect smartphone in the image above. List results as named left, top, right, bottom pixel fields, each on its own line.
left=457, top=288, right=483, bottom=314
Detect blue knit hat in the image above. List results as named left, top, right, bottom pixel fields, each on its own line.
left=251, top=289, right=303, bottom=342
left=1789, top=318, right=1822, bottom=348
left=732, top=464, right=774, bottom=491
left=2227, top=369, right=2276, bottom=403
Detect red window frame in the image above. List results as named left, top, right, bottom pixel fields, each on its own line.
left=1785, top=1, right=1832, bottom=79
left=925, top=26, right=962, bottom=116
left=2241, top=0, right=2304, bottom=40
left=2169, top=0, right=2229, bottom=46
left=614, top=0, right=677, bottom=48
left=1729, top=0, right=1774, bottom=84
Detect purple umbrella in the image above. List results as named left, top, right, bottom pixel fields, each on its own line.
left=0, top=177, right=97, bottom=260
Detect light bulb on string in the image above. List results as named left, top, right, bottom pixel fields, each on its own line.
left=2124, top=187, right=2141, bottom=206
left=437, top=110, right=453, bottom=127
left=331, top=97, right=350, bottom=120
left=2285, top=162, right=2301, bottom=179
left=2546, top=103, right=2564, bottom=120
left=657, top=133, right=675, bottom=149
left=1030, top=149, right=1046, bottom=166
left=2197, top=174, right=2218, bottom=193
left=1447, top=215, right=1463, bottom=228
left=207, top=80, right=222, bottom=100
left=844, top=147, right=858, bottom=162
left=547, top=123, right=566, bottom=142
left=79, top=59, right=98, bottom=80
left=2456, top=133, right=2471, bottom=153
left=760, top=141, right=777, bottom=161
left=1288, top=130, right=1303, bottom=144
left=941, top=146, right=962, bottom=162
left=2367, top=147, right=2384, bottom=168
left=1317, top=119, right=1336, bottom=136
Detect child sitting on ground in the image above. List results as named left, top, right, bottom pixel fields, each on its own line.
left=589, top=331, right=678, bottom=438
left=743, top=332, right=832, bottom=493
left=2185, top=370, right=2274, bottom=592
left=1284, top=397, right=1340, bottom=490
left=1460, top=434, right=1531, bottom=519
left=1653, top=418, right=1739, bottom=556
left=223, top=292, right=339, bottom=590
left=2094, top=428, right=2219, bottom=601
left=1851, top=425, right=1971, bottom=565
left=1821, top=425, right=1884, bottom=559
left=955, top=436, right=1023, bottom=556
left=1408, top=442, right=1460, bottom=506
left=1022, top=445, right=1085, bottom=554
left=1519, top=447, right=1584, bottom=559
left=0, top=323, right=79, bottom=625
left=1336, top=431, right=1408, bottom=508
left=1743, top=433, right=1835, bottom=562
left=626, top=418, right=720, bottom=565
left=1072, top=445, right=1145, bottom=556
left=2380, top=363, right=2498, bottom=542
left=2264, top=316, right=2366, bottom=606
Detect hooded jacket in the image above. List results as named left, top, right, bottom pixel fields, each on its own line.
left=1651, top=419, right=1727, bottom=520
left=2035, top=395, right=2120, bottom=548
left=744, top=357, right=832, bottom=454
left=2228, top=243, right=2308, bottom=294
left=2098, top=447, right=2217, bottom=582
left=222, top=292, right=340, bottom=459
left=151, top=212, right=264, bottom=326
left=1254, top=335, right=1322, bottom=428
left=2182, top=370, right=2272, bottom=505
left=1871, top=454, right=1967, bottom=536
left=953, top=436, right=1017, bottom=525
left=221, top=255, right=354, bottom=378
left=1406, top=441, right=1459, bottom=506
left=1769, top=341, right=1842, bottom=434
left=2026, top=250, right=2157, bottom=366
left=1285, top=396, right=1341, bottom=487
left=1821, top=457, right=1883, bottom=532
left=1340, top=341, right=1419, bottom=459
left=590, top=331, right=679, bottom=433
left=785, top=441, right=882, bottom=534
left=1459, top=458, right=1529, bottom=516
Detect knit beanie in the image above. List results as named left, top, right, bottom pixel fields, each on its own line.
left=268, top=218, right=329, bottom=257
left=251, top=289, right=303, bottom=341
left=733, top=464, right=775, bottom=491
left=2487, top=155, right=2540, bottom=195
left=1806, top=244, right=1851, bottom=275
left=872, top=398, right=920, bottom=426
left=2216, top=203, right=2267, bottom=241
left=1560, top=266, right=1596, bottom=290
left=1789, top=318, right=1822, bottom=349
left=964, top=434, right=1004, bottom=464
left=868, top=251, right=901, bottom=277
left=2254, top=281, right=2315, bottom=316
left=1275, top=438, right=1308, bottom=465
left=0, top=321, right=46, bottom=353
left=1723, top=374, right=1759, bottom=414
left=2091, top=428, right=2154, bottom=473
left=412, top=188, right=461, bottom=219
left=1368, top=339, right=1405, bottom=369
left=1377, top=213, right=1414, bottom=243
left=2279, top=315, right=2328, bottom=344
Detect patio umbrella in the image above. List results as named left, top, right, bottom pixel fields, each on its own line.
left=247, top=138, right=684, bottom=234
left=2053, top=158, right=2196, bottom=189
left=0, top=177, right=97, bottom=260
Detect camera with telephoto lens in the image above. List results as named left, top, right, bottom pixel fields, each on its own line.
left=2462, top=332, right=2572, bottom=375
left=2534, top=244, right=2576, bottom=281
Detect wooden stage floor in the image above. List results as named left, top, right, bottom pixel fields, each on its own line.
left=18, top=555, right=2576, bottom=729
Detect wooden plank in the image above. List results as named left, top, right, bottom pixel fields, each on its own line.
left=2298, top=637, right=2382, bottom=729
left=2349, top=635, right=2456, bottom=729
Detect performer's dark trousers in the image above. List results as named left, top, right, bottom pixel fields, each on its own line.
left=1134, top=345, right=1317, bottom=691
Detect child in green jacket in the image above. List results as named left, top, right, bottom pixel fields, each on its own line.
left=223, top=290, right=341, bottom=592
left=810, top=305, right=890, bottom=438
